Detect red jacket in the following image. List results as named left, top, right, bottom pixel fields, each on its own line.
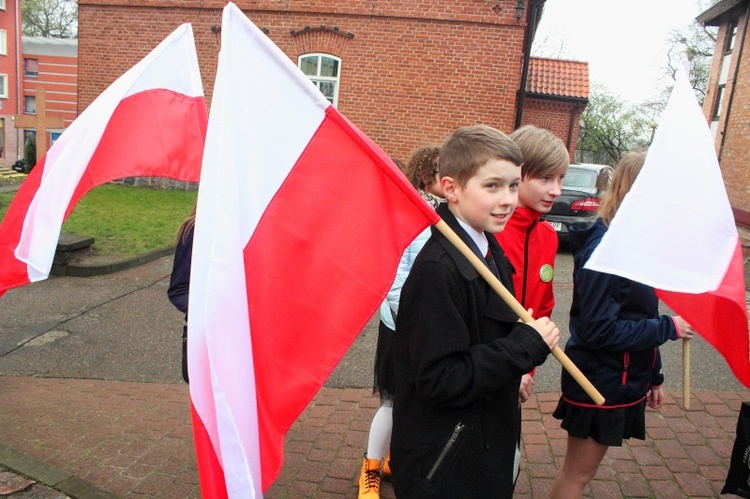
left=495, top=206, right=557, bottom=319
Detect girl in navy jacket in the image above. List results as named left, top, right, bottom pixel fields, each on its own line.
left=167, top=208, right=195, bottom=383
left=550, top=152, right=695, bottom=498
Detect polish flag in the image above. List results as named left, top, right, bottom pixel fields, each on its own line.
left=0, top=24, right=207, bottom=295
left=188, top=3, right=439, bottom=496
left=585, top=65, right=749, bottom=386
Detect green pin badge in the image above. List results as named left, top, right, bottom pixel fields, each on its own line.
left=539, top=264, right=554, bottom=283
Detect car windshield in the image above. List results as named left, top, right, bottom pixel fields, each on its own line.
left=563, top=168, right=597, bottom=189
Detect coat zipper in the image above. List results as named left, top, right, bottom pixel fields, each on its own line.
left=426, top=422, right=465, bottom=480
left=621, top=351, right=630, bottom=385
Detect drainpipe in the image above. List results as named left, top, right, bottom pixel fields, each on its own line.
left=514, top=0, right=544, bottom=130
left=718, top=1, right=750, bottom=161
left=567, top=102, right=582, bottom=155
left=14, top=0, right=22, bottom=160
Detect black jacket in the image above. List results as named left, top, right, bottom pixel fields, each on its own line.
left=562, top=219, right=678, bottom=407
left=391, top=204, right=551, bottom=498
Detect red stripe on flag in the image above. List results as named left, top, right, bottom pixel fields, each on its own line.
left=191, top=400, right=229, bottom=499
left=66, top=90, right=206, bottom=216
left=244, top=106, right=439, bottom=489
left=0, top=157, right=48, bottom=293
left=0, top=89, right=206, bottom=295
left=657, top=241, right=750, bottom=386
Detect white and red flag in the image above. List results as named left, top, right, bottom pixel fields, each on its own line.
left=0, top=24, right=207, bottom=296
left=585, top=65, right=749, bottom=386
left=188, top=3, right=439, bottom=496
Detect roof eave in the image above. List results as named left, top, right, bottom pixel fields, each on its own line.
left=526, top=92, right=589, bottom=104
left=696, top=0, right=747, bottom=26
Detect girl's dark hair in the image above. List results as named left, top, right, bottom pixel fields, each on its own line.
left=404, top=145, right=441, bottom=190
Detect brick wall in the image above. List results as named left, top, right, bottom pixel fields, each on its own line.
left=521, top=98, right=584, bottom=162
left=0, top=0, right=22, bottom=164
left=720, top=12, right=750, bottom=214
left=703, top=9, right=750, bottom=215
left=76, top=1, right=557, bottom=163
left=22, top=54, right=78, bottom=127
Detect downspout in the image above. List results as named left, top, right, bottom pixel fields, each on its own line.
left=566, top=102, right=582, bottom=155
left=718, top=1, right=750, bottom=161
left=514, top=0, right=544, bottom=130
left=14, top=0, right=22, bottom=159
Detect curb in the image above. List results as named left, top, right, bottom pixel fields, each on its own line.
left=62, top=246, right=175, bottom=277
left=0, top=444, right=115, bottom=499
left=2, top=180, right=176, bottom=279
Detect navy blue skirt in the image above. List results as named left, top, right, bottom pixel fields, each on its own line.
left=553, top=396, right=646, bottom=446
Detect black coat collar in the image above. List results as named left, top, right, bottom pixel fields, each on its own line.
left=432, top=204, right=519, bottom=322
left=432, top=203, right=512, bottom=285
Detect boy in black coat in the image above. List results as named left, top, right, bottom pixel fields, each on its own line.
left=391, top=125, right=560, bottom=498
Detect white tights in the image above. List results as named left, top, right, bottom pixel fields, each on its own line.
left=365, top=400, right=393, bottom=460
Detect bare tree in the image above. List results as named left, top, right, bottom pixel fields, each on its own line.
left=664, top=22, right=716, bottom=105
left=531, top=19, right=575, bottom=59
left=576, top=84, right=654, bottom=165
left=23, top=0, right=77, bottom=38
left=661, top=0, right=719, bottom=105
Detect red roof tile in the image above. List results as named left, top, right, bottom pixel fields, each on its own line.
left=527, top=57, right=589, bottom=99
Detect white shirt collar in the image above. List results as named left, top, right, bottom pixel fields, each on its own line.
left=455, top=217, right=489, bottom=256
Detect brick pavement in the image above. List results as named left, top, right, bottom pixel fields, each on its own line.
left=0, top=375, right=747, bottom=498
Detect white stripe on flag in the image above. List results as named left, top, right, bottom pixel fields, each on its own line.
left=585, top=65, right=738, bottom=293
left=189, top=3, right=330, bottom=496
left=16, top=24, right=204, bottom=281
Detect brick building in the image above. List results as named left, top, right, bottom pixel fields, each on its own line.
left=17, top=36, right=78, bottom=158
left=0, top=0, right=78, bottom=167
left=77, top=0, right=587, bottom=163
left=525, top=57, right=588, bottom=160
left=697, top=0, right=750, bottom=244
left=0, top=0, right=23, bottom=164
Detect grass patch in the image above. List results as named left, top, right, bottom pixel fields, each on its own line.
left=0, top=183, right=197, bottom=259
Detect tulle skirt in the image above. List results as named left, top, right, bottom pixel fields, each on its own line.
left=373, top=321, right=396, bottom=401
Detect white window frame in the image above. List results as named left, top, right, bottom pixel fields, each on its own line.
left=24, top=95, right=36, bottom=114
left=298, top=53, right=341, bottom=107
left=0, top=30, right=7, bottom=56
left=24, top=58, right=38, bottom=77
left=0, top=0, right=6, bottom=11
left=0, top=74, right=7, bottom=98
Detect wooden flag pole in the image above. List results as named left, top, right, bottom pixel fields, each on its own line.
left=683, top=338, right=691, bottom=410
left=434, top=220, right=605, bottom=406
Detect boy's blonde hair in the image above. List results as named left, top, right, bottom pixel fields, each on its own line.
left=510, top=125, right=569, bottom=179
left=439, top=125, right=522, bottom=187
left=599, top=151, right=646, bottom=226
left=404, top=145, right=441, bottom=191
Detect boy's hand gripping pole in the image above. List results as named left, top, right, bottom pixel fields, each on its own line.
left=434, top=220, right=605, bottom=406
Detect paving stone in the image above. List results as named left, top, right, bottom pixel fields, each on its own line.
left=675, top=471, right=716, bottom=496
left=0, top=471, right=34, bottom=495
left=0, top=378, right=747, bottom=498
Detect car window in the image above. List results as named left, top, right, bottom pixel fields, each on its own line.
left=563, top=169, right=597, bottom=188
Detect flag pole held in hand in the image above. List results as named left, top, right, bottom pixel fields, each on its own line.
left=434, top=219, right=605, bottom=406
left=683, top=338, right=690, bottom=410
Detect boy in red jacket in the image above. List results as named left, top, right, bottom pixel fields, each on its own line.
left=496, top=125, right=569, bottom=402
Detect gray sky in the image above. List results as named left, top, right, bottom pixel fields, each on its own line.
left=533, top=0, right=708, bottom=103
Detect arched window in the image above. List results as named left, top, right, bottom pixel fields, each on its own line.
left=298, top=53, right=341, bottom=106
